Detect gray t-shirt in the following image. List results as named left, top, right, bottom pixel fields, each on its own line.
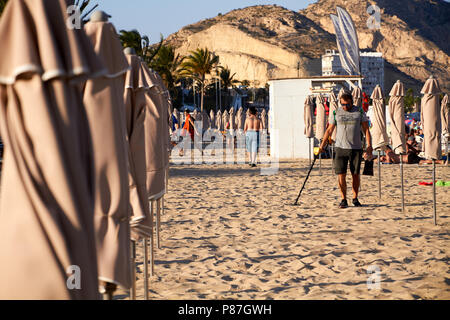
left=330, top=106, right=368, bottom=150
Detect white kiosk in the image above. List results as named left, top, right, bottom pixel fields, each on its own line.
left=269, top=76, right=363, bottom=159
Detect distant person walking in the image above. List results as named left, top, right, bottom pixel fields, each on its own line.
left=319, top=92, right=373, bottom=208
left=244, top=107, right=262, bottom=167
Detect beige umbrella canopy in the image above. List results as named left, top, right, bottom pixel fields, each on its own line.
left=441, top=94, right=449, bottom=137
left=141, top=63, right=167, bottom=202
left=201, top=110, right=210, bottom=131
left=421, top=76, right=442, bottom=160
left=352, top=87, right=362, bottom=108
left=315, top=95, right=327, bottom=141
left=304, top=96, right=315, bottom=138
left=237, top=107, right=246, bottom=130
left=152, top=71, right=171, bottom=173
left=328, top=92, right=339, bottom=142
left=210, top=109, right=216, bottom=129
left=229, top=108, right=236, bottom=130
left=192, top=109, right=199, bottom=121
left=370, top=85, right=389, bottom=150
left=389, top=80, right=406, bottom=155
left=216, top=110, right=223, bottom=131
left=261, top=109, right=268, bottom=131
left=123, top=53, right=151, bottom=240
left=83, top=19, right=131, bottom=289
left=0, top=0, right=105, bottom=299
left=222, top=110, right=229, bottom=130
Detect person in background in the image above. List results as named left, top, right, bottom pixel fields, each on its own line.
left=244, top=107, right=262, bottom=168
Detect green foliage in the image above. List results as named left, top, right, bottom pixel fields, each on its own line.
left=219, top=67, right=239, bottom=89
left=119, top=29, right=163, bottom=64
left=180, top=48, right=219, bottom=111
left=0, top=0, right=8, bottom=16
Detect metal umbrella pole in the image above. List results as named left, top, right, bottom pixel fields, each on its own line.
left=400, top=154, right=405, bottom=212
left=143, top=239, right=149, bottom=300
left=150, top=200, right=155, bottom=277
left=308, top=138, right=312, bottom=167
left=319, top=140, right=322, bottom=175
left=130, top=240, right=136, bottom=300
left=433, top=160, right=437, bottom=225
left=156, top=198, right=162, bottom=250
left=378, top=150, right=381, bottom=199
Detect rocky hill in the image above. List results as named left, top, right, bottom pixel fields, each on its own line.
left=164, top=1, right=450, bottom=92
left=302, top=0, right=450, bottom=92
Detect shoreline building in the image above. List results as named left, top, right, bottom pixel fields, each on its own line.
left=322, top=50, right=384, bottom=95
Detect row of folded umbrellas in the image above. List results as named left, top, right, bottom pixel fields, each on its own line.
left=0, top=0, right=171, bottom=299
left=304, top=79, right=449, bottom=159
left=172, top=108, right=269, bottom=132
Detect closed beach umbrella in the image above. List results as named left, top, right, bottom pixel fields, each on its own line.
left=201, top=110, right=210, bottom=132
left=229, top=108, right=236, bottom=130
left=352, top=87, right=362, bottom=108
left=371, top=85, right=388, bottom=199
left=261, top=109, right=268, bottom=131
left=222, top=110, right=229, bottom=131
left=216, top=110, right=223, bottom=131
left=328, top=92, right=338, bottom=142
left=141, top=63, right=167, bottom=202
left=389, top=80, right=407, bottom=211
left=0, top=0, right=104, bottom=299
left=123, top=52, right=151, bottom=238
left=316, top=95, right=327, bottom=141
left=441, top=94, right=449, bottom=138
left=304, top=96, right=315, bottom=138
left=370, top=85, right=389, bottom=150
left=338, top=88, right=346, bottom=107
left=421, top=75, right=442, bottom=225
left=210, top=109, right=215, bottom=129
left=389, top=80, right=406, bottom=155
left=421, top=76, right=442, bottom=160
left=83, top=17, right=131, bottom=290
left=193, top=109, right=199, bottom=121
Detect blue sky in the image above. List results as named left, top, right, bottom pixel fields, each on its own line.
left=96, top=0, right=316, bottom=43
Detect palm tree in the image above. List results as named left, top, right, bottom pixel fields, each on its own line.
left=150, top=45, right=184, bottom=92
left=180, top=48, right=219, bottom=112
left=119, top=29, right=163, bottom=65
left=220, top=67, right=239, bottom=89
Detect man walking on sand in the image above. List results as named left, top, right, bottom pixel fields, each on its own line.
left=319, top=91, right=373, bottom=209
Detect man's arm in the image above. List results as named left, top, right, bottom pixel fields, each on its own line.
left=319, top=124, right=336, bottom=152
left=361, top=121, right=373, bottom=157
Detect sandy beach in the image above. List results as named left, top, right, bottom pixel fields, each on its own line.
left=116, top=159, right=450, bottom=300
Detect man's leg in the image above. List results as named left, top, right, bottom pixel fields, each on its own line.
left=352, top=174, right=360, bottom=199
left=338, top=174, right=347, bottom=200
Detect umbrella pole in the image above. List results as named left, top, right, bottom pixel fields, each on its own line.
left=156, top=198, right=161, bottom=250
left=378, top=150, right=381, bottom=199
left=143, top=239, right=149, bottom=300
left=319, top=139, right=322, bottom=175
left=130, top=240, right=136, bottom=300
left=309, top=138, right=312, bottom=167
left=433, top=160, right=437, bottom=225
left=150, top=200, right=155, bottom=277
left=400, top=154, right=405, bottom=213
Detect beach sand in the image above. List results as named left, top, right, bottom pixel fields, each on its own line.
left=116, top=159, right=449, bottom=300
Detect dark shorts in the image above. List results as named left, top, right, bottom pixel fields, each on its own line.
left=334, top=148, right=363, bottom=175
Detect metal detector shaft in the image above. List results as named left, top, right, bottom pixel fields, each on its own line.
left=294, top=156, right=317, bottom=206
